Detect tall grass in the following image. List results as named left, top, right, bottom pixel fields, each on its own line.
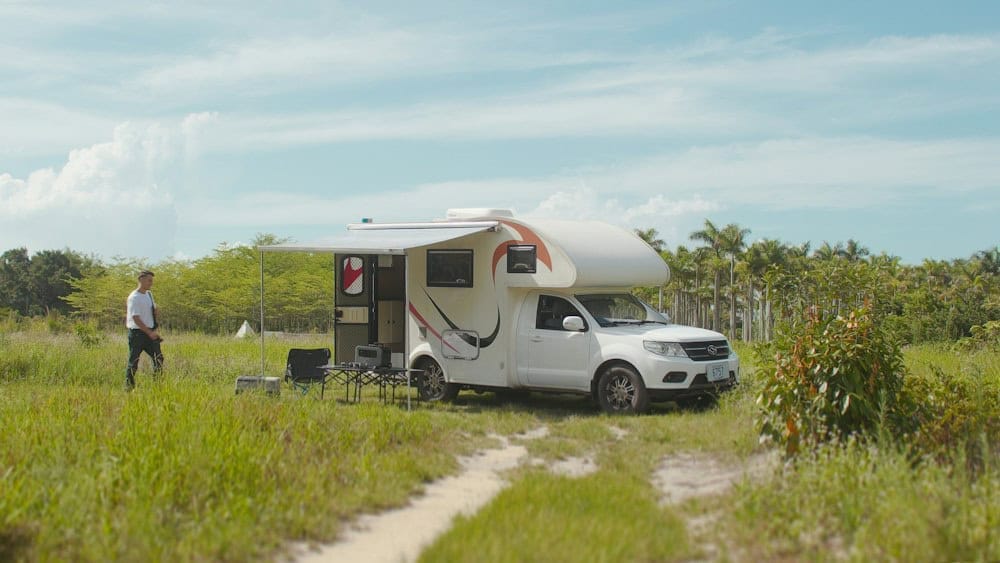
left=0, top=332, right=525, bottom=561
left=2, top=331, right=997, bottom=561
left=727, top=440, right=999, bottom=561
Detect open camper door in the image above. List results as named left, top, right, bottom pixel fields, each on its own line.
left=334, top=254, right=373, bottom=363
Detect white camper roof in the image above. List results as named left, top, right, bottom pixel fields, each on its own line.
left=520, top=218, right=670, bottom=287
left=257, top=222, right=497, bottom=255
left=258, top=212, right=669, bottom=288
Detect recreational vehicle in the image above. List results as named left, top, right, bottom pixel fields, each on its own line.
left=260, top=209, right=739, bottom=414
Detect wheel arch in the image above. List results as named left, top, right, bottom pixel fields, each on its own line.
left=590, top=358, right=641, bottom=399
left=410, top=352, right=447, bottom=377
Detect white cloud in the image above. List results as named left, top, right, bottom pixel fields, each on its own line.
left=132, top=30, right=436, bottom=96
left=6, top=25, right=999, bottom=157
left=161, top=31, right=999, bottom=152
left=191, top=88, right=769, bottom=151
left=179, top=133, right=1000, bottom=230
left=0, top=121, right=196, bottom=259
left=0, top=99, right=118, bottom=158
left=619, top=137, right=1000, bottom=208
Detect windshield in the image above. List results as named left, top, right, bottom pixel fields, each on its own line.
left=575, top=293, right=668, bottom=327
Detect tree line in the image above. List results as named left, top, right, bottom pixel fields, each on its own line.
left=1, top=225, right=997, bottom=342
left=0, top=235, right=333, bottom=334
left=635, top=221, right=999, bottom=344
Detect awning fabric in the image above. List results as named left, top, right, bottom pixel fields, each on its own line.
left=257, top=224, right=495, bottom=255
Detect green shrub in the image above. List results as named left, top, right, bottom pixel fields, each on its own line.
left=898, top=362, right=1000, bottom=468
left=955, top=320, right=1000, bottom=352
left=755, top=307, right=906, bottom=455
left=73, top=322, right=102, bottom=348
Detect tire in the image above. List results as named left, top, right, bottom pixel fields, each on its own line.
left=416, top=357, right=458, bottom=402
left=596, top=364, right=649, bottom=414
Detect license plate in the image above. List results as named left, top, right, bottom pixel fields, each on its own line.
left=707, top=362, right=728, bottom=382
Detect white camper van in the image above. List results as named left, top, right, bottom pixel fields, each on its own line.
left=261, top=209, right=738, bottom=414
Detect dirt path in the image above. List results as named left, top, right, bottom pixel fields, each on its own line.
left=291, top=426, right=775, bottom=563
left=652, top=450, right=780, bottom=561
left=292, top=432, right=535, bottom=563
left=652, top=451, right=778, bottom=505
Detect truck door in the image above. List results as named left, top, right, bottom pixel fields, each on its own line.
left=516, top=293, right=590, bottom=390
left=334, top=254, right=375, bottom=363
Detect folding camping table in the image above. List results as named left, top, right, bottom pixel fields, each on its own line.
left=320, top=364, right=421, bottom=410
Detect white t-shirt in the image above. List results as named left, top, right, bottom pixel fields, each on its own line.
left=126, top=289, right=155, bottom=329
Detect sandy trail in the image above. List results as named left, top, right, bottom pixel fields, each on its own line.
left=293, top=434, right=530, bottom=563
left=652, top=451, right=778, bottom=505
left=291, top=424, right=775, bottom=563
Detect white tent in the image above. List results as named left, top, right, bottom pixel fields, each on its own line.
left=235, top=320, right=255, bottom=338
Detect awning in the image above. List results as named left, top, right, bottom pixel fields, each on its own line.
left=258, top=222, right=497, bottom=255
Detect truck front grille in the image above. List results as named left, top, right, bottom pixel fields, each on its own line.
left=681, top=340, right=730, bottom=362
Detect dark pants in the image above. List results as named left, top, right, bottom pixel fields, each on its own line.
left=126, top=329, right=163, bottom=387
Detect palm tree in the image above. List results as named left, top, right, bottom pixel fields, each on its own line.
left=745, top=238, right=785, bottom=341
left=814, top=241, right=843, bottom=261
left=664, top=246, right=696, bottom=324
left=841, top=239, right=870, bottom=262
left=720, top=223, right=750, bottom=341
left=975, top=246, right=1000, bottom=276
left=690, top=220, right=725, bottom=332
left=634, top=228, right=665, bottom=252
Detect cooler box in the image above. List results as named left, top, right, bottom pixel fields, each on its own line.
left=235, top=376, right=281, bottom=396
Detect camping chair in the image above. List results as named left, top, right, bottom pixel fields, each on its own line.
left=284, top=348, right=332, bottom=398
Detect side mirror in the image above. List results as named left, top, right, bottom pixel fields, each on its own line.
left=562, top=316, right=586, bottom=332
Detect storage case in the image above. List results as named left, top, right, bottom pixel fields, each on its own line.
left=235, top=376, right=281, bottom=396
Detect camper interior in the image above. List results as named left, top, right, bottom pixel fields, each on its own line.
left=333, top=253, right=407, bottom=365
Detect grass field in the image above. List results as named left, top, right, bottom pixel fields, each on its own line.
left=1, top=329, right=997, bottom=561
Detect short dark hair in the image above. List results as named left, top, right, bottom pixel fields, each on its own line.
left=138, top=270, right=155, bottom=279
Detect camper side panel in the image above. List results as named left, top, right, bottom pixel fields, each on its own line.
left=405, top=222, right=576, bottom=388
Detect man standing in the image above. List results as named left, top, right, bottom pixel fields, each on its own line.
left=125, top=270, right=163, bottom=390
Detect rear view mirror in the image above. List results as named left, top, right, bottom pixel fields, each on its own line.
left=562, top=316, right=586, bottom=331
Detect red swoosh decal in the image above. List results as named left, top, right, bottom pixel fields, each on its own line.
left=342, top=260, right=363, bottom=290
left=408, top=303, right=460, bottom=353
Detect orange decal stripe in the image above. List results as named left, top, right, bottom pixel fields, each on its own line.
left=490, top=221, right=553, bottom=280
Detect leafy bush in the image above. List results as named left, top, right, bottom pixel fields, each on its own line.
left=755, top=307, right=906, bottom=455
left=73, top=322, right=102, bottom=348
left=955, top=320, right=1000, bottom=352
left=898, top=360, right=1000, bottom=468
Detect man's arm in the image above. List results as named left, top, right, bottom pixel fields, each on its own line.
left=132, top=314, right=161, bottom=340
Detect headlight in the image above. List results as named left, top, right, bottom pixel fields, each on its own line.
left=643, top=341, right=687, bottom=357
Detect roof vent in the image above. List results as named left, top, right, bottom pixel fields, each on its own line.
left=446, top=208, right=514, bottom=220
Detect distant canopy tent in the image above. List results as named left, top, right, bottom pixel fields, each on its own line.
left=235, top=320, right=255, bottom=338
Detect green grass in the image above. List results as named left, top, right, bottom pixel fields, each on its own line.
left=419, top=470, right=692, bottom=563
left=722, top=441, right=999, bottom=562
left=1, top=331, right=997, bottom=561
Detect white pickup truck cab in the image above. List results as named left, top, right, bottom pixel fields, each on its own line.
left=261, top=208, right=739, bottom=414
left=515, top=291, right=738, bottom=412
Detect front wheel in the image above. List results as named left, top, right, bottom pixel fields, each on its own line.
left=596, top=364, right=649, bottom=414
left=416, top=357, right=458, bottom=402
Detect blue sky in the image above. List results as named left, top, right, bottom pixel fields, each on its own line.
left=1, top=1, right=998, bottom=264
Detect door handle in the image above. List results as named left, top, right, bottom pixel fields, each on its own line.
left=530, top=337, right=543, bottom=342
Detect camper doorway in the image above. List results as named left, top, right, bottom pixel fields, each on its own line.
left=334, top=253, right=406, bottom=365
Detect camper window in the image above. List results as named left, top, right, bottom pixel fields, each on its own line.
left=507, top=245, right=537, bottom=273
left=427, top=249, right=474, bottom=288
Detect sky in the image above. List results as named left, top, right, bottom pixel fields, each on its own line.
left=1, top=0, right=999, bottom=265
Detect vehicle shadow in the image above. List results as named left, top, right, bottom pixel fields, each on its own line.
left=439, top=390, right=701, bottom=419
